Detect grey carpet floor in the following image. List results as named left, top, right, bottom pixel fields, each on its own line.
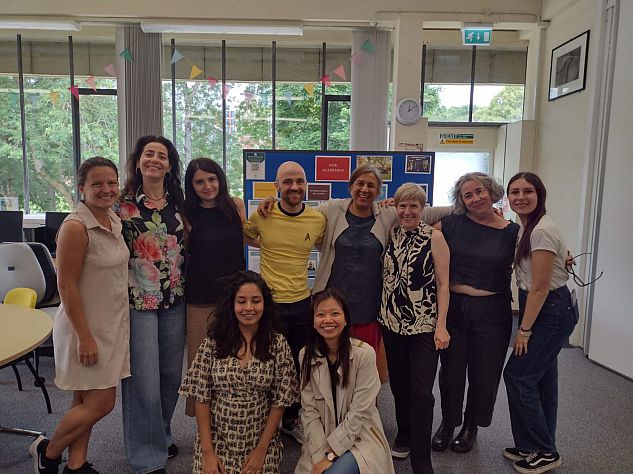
left=2, top=347, right=632, bottom=473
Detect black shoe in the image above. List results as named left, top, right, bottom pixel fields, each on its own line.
left=167, top=443, right=179, bottom=459
left=513, top=452, right=561, bottom=473
left=62, top=462, right=100, bottom=473
left=431, top=421, right=455, bottom=452
left=451, top=422, right=478, bottom=453
left=504, top=447, right=531, bottom=461
left=29, top=435, right=61, bottom=474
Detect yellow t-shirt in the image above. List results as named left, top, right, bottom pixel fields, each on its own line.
left=243, top=203, right=325, bottom=303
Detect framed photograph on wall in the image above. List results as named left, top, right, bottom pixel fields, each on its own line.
left=548, top=30, right=590, bottom=101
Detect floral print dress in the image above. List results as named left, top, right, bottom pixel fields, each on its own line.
left=179, top=333, right=299, bottom=474
left=118, top=189, right=185, bottom=310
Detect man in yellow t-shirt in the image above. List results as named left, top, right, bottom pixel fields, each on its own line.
left=243, top=161, right=325, bottom=444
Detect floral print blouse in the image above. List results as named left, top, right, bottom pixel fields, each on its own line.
left=119, top=189, right=185, bottom=311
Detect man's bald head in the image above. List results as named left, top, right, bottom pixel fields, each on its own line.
left=276, top=161, right=306, bottom=182
left=275, top=161, right=307, bottom=211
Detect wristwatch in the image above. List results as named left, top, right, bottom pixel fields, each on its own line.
left=325, top=451, right=338, bottom=462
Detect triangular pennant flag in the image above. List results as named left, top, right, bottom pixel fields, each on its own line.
left=207, top=76, right=218, bottom=87
left=69, top=85, right=80, bottom=101
left=119, top=48, right=133, bottom=63
left=350, top=51, right=363, bottom=67
left=190, top=64, right=203, bottom=80
left=103, top=63, right=116, bottom=76
left=86, top=75, right=97, bottom=92
left=303, top=84, right=314, bottom=97
left=320, top=75, right=331, bottom=87
left=49, top=91, right=60, bottom=105
left=223, top=84, right=231, bottom=97
left=244, top=91, right=255, bottom=102
left=29, top=94, right=40, bottom=106
left=361, top=39, right=375, bottom=54
left=333, top=64, right=347, bottom=81
left=170, top=49, right=184, bottom=64
left=283, top=90, right=293, bottom=105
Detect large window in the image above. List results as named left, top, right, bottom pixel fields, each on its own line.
left=432, top=152, right=490, bottom=206
left=423, top=45, right=527, bottom=124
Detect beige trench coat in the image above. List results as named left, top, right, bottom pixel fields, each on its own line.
left=294, top=339, right=395, bottom=474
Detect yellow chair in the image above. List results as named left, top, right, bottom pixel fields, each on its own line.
left=4, top=287, right=37, bottom=308
left=3, top=287, right=38, bottom=394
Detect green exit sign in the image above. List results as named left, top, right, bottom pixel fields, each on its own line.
left=462, top=28, right=492, bottom=46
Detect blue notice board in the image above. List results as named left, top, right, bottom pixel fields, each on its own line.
left=242, top=149, right=435, bottom=283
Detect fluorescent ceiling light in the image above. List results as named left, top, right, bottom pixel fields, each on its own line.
left=141, top=22, right=303, bottom=36
left=0, top=19, right=81, bottom=31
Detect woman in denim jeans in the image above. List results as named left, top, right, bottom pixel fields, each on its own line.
left=503, top=172, right=578, bottom=474
left=119, top=136, right=187, bottom=474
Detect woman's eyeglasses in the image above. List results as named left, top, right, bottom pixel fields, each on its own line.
left=567, top=252, right=604, bottom=287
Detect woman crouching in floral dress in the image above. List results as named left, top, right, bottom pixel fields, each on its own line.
left=180, top=270, right=299, bottom=474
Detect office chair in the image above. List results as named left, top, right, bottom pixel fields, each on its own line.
left=0, top=210, right=24, bottom=242
left=43, top=211, right=69, bottom=256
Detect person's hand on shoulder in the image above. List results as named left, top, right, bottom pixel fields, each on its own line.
left=257, top=196, right=277, bottom=217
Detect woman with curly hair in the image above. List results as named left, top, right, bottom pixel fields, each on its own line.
left=118, top=135, right=187, bottom=474
left=180, top=271, right=299, bottom=474
left=432, top=172, right=519, bottom=455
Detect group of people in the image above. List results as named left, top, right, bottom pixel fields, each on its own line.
left=27, top=134, right=578, bottom=474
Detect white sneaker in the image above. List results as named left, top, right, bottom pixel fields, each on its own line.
left=280, top=418, right=305, bottom=445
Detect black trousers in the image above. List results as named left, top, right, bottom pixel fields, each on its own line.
left=275, top=296, right=311, bottom=421
left=383, top=328, right=439, bottom=474
left=438, top=292, right=512, bottom=428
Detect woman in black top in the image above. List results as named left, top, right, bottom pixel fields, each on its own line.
left=183, top=157, right=246, bottom=416
left=431, top=172, right=520, bottom=454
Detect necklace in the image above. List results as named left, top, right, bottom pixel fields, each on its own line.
left=145, top=191, right=166, bottom=201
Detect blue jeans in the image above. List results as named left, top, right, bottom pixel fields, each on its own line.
left=503, top=287, right=578, bottom=453
left=325, top=451, right=360, bottom=473
left=122, top=304, right=186, bottom=473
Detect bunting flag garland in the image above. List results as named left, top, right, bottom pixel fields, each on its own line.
left=283, top=90, right=293, bottom=105
left=170, top=49, right=184, bottom=64
left=223, top=84, right=231, bottom=98
left=103, top=63, right=116, bottom=76
left=244, top=91, right=255, bottom=102
left=207, top=76, right=218, bottom=87
left=350, top=51, right=363, bottom=67
left=29, top=94, right=40, bottom=106
left=361, top=39, right=375, bottom=54
left=49, top=91, right=60, bottom=105
left=69, top=85, right=80, bottom=101
left=303, top=84, right=314, bottom=96
left=119, top=48, right=133, bottom=63
left=190, top=64, right=203, bottom=80
left=320, top=75, right=331, bottom=87
left=333, top=64, right=347, bottom=81
left=86, top=75, right=97, bottom=92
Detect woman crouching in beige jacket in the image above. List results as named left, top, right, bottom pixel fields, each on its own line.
left=295, top=289, right=394, bottom=474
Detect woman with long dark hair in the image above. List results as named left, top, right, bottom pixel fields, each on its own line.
left=502, top=172, right=577, bottom=474
left=119, top=135, right=187, bottom=474
left=296, top=289, right=394, bottom=474
left=179, top=270, right=298, bottom=474
left=182, top=157, right=246, bottom=417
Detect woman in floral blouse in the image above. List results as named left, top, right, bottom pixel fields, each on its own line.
left=119, top=135, right=187, bottom=474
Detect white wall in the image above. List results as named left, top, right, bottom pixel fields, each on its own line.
left=587, top=0, right=633, bottom=378
left=533, top=0, right=603, bottom=344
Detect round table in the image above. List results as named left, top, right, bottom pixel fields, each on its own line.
left=0, top=304, right=53, bottom=365
left=0, top=304, right=53, bottom=437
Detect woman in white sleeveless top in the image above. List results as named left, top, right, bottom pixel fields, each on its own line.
left=29, top=157, right=129, bottom=474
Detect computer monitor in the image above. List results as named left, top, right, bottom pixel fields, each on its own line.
left=0, top=210, right=24, bottom=242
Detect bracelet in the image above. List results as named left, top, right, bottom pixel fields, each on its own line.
left=518, top=328, right=532, bottom=337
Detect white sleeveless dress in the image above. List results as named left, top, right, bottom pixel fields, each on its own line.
left=53, top=202, right=131, bottom=390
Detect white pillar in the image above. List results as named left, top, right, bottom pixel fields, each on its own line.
left=389, top=13, right=428, bottom=151
left=350, top=29, right=390, bottom=150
